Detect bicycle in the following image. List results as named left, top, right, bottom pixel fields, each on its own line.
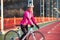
left=4, top=25, right=45, bottom=40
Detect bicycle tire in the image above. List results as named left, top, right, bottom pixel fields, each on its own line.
left=4, top=30, right=20, bottom=40
left=28, top=31, right=45, bottom=40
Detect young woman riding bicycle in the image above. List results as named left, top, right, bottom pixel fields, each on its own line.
left=20, top=0, right=39, bottom=40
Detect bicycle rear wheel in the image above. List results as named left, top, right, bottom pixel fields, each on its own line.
left=28, top=31, right=45, bottom=40
left=4, top=30, right=20, bottom=40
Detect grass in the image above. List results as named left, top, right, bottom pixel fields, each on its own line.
left=0, top=35, right=4, bottom=40
left=0, top=21, right=56, bottom=40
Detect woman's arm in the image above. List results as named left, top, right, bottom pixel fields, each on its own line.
left=31, top=16, right=37, bottom=25
left=31, top=16, right=39, bottom=29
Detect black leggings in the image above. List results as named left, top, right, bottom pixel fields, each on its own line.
left=20, top=24, right=28, bottom=40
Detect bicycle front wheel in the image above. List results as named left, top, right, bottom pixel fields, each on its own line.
left=28, top=31, right=45, bottom=40
left=4, top=30, right=20, bottom=40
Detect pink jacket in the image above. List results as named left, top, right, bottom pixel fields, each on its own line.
left=20, top=10, right=37, bottom=26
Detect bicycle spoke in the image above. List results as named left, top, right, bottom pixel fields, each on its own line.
left=4, top=30, right=20, bottom=40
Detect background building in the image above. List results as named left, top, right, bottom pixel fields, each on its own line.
left=3, top=0, right=60, bottom=18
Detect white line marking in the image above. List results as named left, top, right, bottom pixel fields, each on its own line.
left=40, top=37, right=44, bottom=40
left=48, top=31, right=51, bottom=34
left=47, top=22, right=60, bottom=34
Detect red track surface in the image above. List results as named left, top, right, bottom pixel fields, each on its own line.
left=16, top=21, right=60, bottom=40
left=38, top=21, right=60, bottom=40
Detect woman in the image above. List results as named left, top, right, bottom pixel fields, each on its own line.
left=20, top=5, right=39, bottom=40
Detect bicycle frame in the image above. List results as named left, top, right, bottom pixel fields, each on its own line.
left=4, top=26, right=45, bottom=40
left=18, top=28, right=37, bottom=40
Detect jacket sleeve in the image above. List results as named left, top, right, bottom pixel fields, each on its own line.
left=31, top=15, right=39, bottom=29
left=31, top=15, right=37, bottom=26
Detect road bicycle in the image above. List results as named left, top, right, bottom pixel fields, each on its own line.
left=4, top=25, right=45, bottom=40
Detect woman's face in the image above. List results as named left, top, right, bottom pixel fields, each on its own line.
left=28, top=7, right=34, bottom=12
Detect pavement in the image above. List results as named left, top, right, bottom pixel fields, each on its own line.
left=39, top=21, right=60, bottom=40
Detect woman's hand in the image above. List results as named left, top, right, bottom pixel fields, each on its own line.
left=36, top=25, right=40, bottom=29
